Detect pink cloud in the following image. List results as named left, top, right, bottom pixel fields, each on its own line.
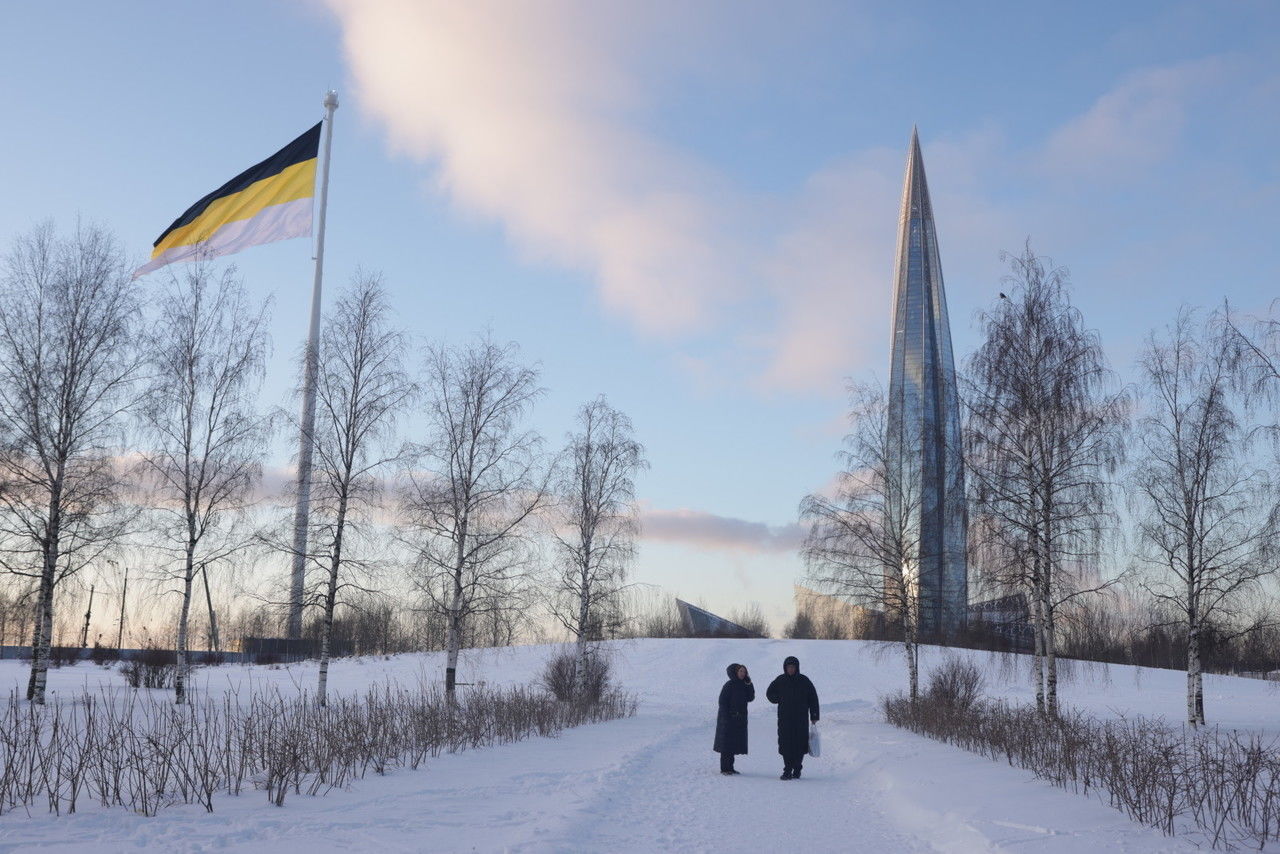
left=326, top=0, right=739, bottom=335
left=324, top=5, right=1261, bottom=401
left=640, top=506, right=803, bottom=554
left=1039, top=57, right=1228, bottom=182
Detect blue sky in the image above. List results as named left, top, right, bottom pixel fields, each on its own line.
left=2, top=1, right=1278, bottom=631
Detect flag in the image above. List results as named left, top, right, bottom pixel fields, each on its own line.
left=134, top=123, right=321, bottom=277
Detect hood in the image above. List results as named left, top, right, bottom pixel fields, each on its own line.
left=726, top=663, right=742, bottom=680
left=783, top=655, right=800, bottom=673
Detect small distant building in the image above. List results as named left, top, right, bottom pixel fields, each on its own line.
left=793, top=586, right=884, bottom=639
left=675, top=599, right=763, bottom=639
left=967, top=593, right=1033, bottom=650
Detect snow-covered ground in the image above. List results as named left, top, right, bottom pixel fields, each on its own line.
left=3, top=638, right=1277, bottom=852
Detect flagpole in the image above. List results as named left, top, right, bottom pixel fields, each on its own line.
left=287, top=90, right=338, bottom=640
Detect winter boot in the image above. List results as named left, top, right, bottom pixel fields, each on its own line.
left=792, top=767, right=802, bottom=779
left=780, top=768, right=793, bottom=780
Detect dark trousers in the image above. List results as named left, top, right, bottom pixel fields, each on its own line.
left=783, top=752, right=804, bottom=772
left=719, top=751, right=736, bottom=772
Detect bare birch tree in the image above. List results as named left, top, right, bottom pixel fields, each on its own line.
left=1222, top=299, right=1280, bottom=397
left=964, top=246, right=1128, bottom=716
left=0, top=223, right=141, bottom=703
left=802, top=382, right=925, bottom=701
left=139, top=263, right=268, bottom=703
left=401, top=338, right=547, bottom=696
left=550, top=396, right=645, bottom=697
left=308, top=273, right=412, bottom=706
left=1131, top=308, right=1279, bottom=726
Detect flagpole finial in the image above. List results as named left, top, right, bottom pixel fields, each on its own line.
left=324, top=90, right=339, bottom=110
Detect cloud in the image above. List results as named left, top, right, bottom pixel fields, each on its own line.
left=640, top=506, right=803, bottom=554
left=324, top=4, right=1267, bottom=399
left=753, top=148, right=901, bottom=393
left=1039, top=56, right=1227, bottom=182
left=327, top=0, right=739, bottom=335
left=325, top=0, right=901, bottom=392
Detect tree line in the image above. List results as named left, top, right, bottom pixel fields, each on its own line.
left=0, top=222, right=648, bottom=706
left=803, top=243, right=1280, bottom=727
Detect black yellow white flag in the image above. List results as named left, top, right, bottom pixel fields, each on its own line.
left=134, top=123, right=321, bottom=277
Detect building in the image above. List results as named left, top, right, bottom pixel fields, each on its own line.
left=886, top=129, right=969, bottom=639
left=675, top=599, right=763, bottom=639
left=793, top=586, right=884, bottom=639
left=967, top=593, right=1033, bottom=651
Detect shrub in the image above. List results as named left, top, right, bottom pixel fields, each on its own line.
left=728, top=604, right=771, bottom=638
left=540, top=648, right=613, bottom=703
left=121, top=646, right=175, bottom=689
left=882, top=688, right=1280, bottom=848
left=48, top=645, right=82, bottom=668
left=784, top=609, right=816, bottom=639
left=925, top=657, right=984, bottom=714
left=0, top=680, right=638, bottom=816
left=89, top=642, right=119, bottom=666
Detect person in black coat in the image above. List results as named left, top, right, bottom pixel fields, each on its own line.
left=765, top=655, right=819, bottom=780
left=713, top=663, right=754, bottom=774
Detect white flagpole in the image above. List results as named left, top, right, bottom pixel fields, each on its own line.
left=287, top=90, right=338, bottom=640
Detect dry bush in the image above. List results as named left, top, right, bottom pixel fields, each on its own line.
left=121, top=646, right=175, bottom=689
left=540, top=648, right=614, bottom=703
left=925, top=657, right=984, bottom=714
left=0, top=681, right=637, bottom=817
left=89, top=643, right=119, bottom=667
left=47, top=646, right=82, bottom=668
left=784, top=609, right=816, bottom=639
left=883, top=691, right=1280, bottom=849
left=728, top=604, right=771, bottom=638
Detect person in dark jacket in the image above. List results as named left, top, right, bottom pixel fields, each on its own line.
left=713, top=663, right=754, bottom=774
left=765, top=655, right=819, bottom=779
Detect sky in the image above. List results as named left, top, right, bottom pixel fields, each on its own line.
left=1, top=0, right=1278, bottom=633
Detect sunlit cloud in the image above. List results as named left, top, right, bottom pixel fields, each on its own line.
left=1039, top=56, right=1228, bottom=183
left=327, top=0, right=739, bottom=335
left=325, top=2, right=1274, bottom=398
left=640, top=505, right=803, bottom=554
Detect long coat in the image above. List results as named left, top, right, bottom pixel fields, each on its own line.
left=713, top=664, right=755, bottom=755
left=765, top=656, right=820, bottom=757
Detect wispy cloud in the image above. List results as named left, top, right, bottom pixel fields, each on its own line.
left=1039, top=56, right=1228, bottom=183
left=640, top=505, right=803, bottom=554
left=327, top=0, right=739, bottom=335
left=325, top=2, right=1273, bottom=397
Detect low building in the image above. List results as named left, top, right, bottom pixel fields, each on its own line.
left=675, top=599, right=763, bottom=639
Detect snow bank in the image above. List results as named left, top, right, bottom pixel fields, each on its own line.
left=3, top=638, right=1273, bottom=851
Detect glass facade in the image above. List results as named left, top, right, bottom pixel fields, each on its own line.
left=886, top=130, right=968, bottom=639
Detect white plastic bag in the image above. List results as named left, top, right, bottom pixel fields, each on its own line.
left=808, top=722, right=821, bottom=758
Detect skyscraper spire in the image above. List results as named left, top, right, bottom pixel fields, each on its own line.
left=886, top=128, right=968, bottom=638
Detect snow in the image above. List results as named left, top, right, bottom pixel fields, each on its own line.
left=4, top=638, right=1278, bottom=852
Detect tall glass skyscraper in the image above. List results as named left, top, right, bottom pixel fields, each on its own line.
left=886, top=129, right=968, bottom=639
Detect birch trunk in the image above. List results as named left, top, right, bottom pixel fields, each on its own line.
left=904, top=613, right=919, bottom=704
left=574, top=553, right=591, bottom=699
left=444, top=565, right=463, bottom=697
left=1030, top=571, right=1046, bottom=715
left=1186, top=558, right=1204, bottom=726
left=1041, top=504, right=1058, bottom=717
left=27, top=519, right=60, bottom=704
left=317, top=499, right=347, bottom=707
left=27, top=571, right=55, bottom=703
left=1042, top=566, right=1058, bottom=716
left=174, top=541, right=196, bottom=704
left=1186, top=619, right=1202, bottom=726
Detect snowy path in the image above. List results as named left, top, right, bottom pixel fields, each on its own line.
left=0, top=638, right=1252, bottom=852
